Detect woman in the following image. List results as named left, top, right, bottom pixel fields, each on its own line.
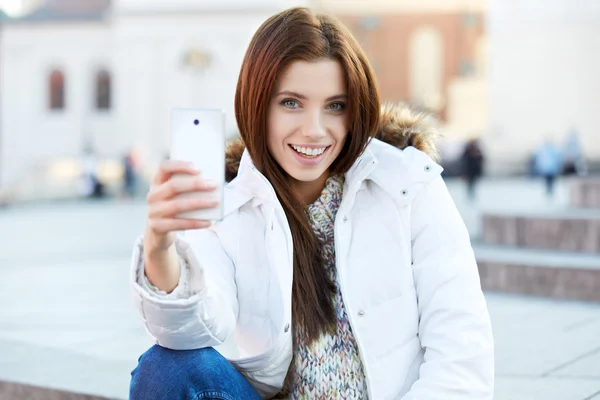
left=129, top=7, right=494, bottom=400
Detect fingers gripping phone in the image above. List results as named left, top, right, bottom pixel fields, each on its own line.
left=170, top=108, right=225, bottom=221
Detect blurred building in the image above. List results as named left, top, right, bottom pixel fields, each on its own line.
left=0, top=0, right=308, bottom=200
left=1, top=0, right=599, bottom=201
left=321, top=0, right=487, bottom=127
left=0, top=0, right=44, bottom=17
left=486, top=0, right=600, bottom=174
left=317, top=0, right=488, bottom=174
left=321, top=0, right=600, bottom=175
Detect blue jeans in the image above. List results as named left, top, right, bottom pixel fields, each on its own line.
left=130, top=345, right=263, bottom=400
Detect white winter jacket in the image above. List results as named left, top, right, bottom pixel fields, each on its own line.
left=131, top=105, right=494, bottom=399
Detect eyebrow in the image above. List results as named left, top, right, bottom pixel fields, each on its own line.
left=276, top=90, right=347, bottom=102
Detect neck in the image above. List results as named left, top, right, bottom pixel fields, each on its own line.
left=289, top=170, right=330, bottom=205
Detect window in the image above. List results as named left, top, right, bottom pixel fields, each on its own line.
left=475, top=37, right=488, bottom=78
left=49, top=69, right=65, bottom=110
left=409, top=27, right=444, bottom=111
left=95, top=69, right=111, bottom=110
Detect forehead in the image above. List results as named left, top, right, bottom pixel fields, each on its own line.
left=275, top=59, right=346, bottom=97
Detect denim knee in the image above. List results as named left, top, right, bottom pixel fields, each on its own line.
left=130, top=345, right=261, bottom=400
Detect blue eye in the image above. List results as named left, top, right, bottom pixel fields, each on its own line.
left=328, top=102, right=346, bottom=111
left=281, top=99, right=299, bottom=109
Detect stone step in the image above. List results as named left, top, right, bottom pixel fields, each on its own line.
left=481, top=209, right=600, bottom=253
left=474, top=244, right=600, bottom=302
left=0, top=381, right=117, bottom=400
left=0, top=336, right=136, bottom=400
left=570, top=178, right=600, bottom=208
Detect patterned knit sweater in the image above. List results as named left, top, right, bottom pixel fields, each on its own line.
left=274, top=174, right=368, bottom=399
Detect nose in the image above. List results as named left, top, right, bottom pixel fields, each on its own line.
left=301, top=108, right=326, bottom=140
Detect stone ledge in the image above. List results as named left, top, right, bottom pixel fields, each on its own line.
left=0, top=381, right=118, bottom=400
left=482, top=213, right=600, bottom=253
left=0, top=338, right=135, bottom=400
left=570, top=178, right=600, bottom=208
left=475, top=246, right=600, bottom=302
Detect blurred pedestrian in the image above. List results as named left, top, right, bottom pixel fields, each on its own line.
left=122, top=149, right=137, bottom=199
left=81, top=146, right=104, bottom=199
left=562, top=128, right=587, bottom=176
left=461, top=138, right=485, bottom=200
left=534, top=138, right=562, bottom=196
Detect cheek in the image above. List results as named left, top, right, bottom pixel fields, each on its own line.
left=267, top=111, right=290, bottom=158
left=328, top=122, right=349, bottom=160
left=266, top=107, right=280, bottom=145
left=266, top=131, right=283, bottom=163
left=331, top=115, right=349, bottom=141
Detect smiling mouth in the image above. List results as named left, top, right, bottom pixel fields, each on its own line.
left=289, top=144, right=330, bottom=158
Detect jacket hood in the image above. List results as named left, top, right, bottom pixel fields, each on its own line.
left=225, top=103, right=440, bottom=182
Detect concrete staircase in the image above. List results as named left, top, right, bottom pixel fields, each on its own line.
left=475, top=178, right=600, bottom=302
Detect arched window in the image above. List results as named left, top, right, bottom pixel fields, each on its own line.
left=409, top=27, right=444, bottom=111
left=475, top=37, right=488, bottom=78
left=49, top=69, right=65, bottom=110
left=95, top=69, right=111, bottom=110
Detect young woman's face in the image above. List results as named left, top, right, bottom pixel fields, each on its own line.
left=267, top=59, right=349, bottom=185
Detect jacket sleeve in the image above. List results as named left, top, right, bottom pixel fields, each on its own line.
left=402, top=175, right=494, bottom=399
left=130, top=228, right=238, bottom=350
left=137, top=243, right=193, bottom=299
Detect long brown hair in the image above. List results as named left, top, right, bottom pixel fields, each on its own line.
left=234, top=7, right=380, bottom=341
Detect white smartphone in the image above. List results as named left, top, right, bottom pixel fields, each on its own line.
left=170, top=108, right=225, bottom=221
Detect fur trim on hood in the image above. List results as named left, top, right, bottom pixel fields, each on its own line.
left=225, top=103, right=440, bottom=182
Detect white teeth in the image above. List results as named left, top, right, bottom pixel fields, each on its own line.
left=291, top=145, right=327, bottom=156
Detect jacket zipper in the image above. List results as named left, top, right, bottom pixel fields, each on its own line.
left=251, top=167, right=294, bottom=323
left=334, top=160, right=377, bottom=400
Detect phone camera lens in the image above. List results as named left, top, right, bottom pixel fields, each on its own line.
left=194, top=119, right=199, bottom=125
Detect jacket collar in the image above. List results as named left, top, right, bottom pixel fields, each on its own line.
left=223, top=150, right=276, bottom=214
left=366, top=138, right=443, bottom=204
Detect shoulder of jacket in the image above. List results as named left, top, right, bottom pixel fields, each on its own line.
left=366, top=140, right=444, bottom=205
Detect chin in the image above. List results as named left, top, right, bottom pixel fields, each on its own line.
left=284, top=166, right=329, bottom=183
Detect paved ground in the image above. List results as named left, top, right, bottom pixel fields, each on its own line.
left=0, top=177, right=598, bottom=400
